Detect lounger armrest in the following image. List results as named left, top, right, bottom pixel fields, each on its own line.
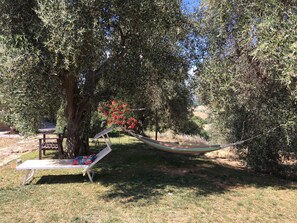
left=83, top=146, right=112, bottom=173
left=93, top=127, right=113, bottom=139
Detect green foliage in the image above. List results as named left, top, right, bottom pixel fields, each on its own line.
left=95, top=1, right=192, bottom=134
left=89, top=110, right=103, bottom=137
left=0, top=0, right=191, bottom=156
left=0, top=35, right=61, bottom=133
left=195, top=0, right=297, bottom=172
left=55, top=102, right=67, bottom=134
left=176, top=117, right=209, bottom=139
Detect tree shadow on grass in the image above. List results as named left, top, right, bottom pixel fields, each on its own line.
left=35, top=140, right=296, bottom=203
left=95, top=141, right=297, bottom=203
left=36, top=174, right=91, bottom=184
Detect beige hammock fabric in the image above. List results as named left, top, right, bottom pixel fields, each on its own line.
left=123, top=128, right=222, bottom=154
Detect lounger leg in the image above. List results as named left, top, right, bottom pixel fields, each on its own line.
left=22, top=170, right=36, bottom=186
left=86, top=171, right=94, bottom=183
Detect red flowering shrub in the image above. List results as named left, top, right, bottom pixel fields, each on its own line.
left=98, top=100, right=138, bottom=130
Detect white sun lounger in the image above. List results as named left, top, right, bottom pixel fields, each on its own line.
left=16, top=127, right=113, bottom=185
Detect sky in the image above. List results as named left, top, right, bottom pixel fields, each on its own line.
left=182, top=0, right=201, bottom=13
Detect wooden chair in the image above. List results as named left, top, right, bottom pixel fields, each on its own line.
left=39, top=128, right=66, bottom=160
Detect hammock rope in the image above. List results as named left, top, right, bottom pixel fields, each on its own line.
left=220, top=123, right=290, bottom=148
left=121, top=123, right=290, bottom=154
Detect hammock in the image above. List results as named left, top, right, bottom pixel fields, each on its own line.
left=121, top=122, right=289, bottom=154
left=123, top=129, right=225, bottom=154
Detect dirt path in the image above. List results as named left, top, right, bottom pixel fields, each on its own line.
left=0, top=134, right=38, bottom=167
left=0, top=122, right=57, bottom=166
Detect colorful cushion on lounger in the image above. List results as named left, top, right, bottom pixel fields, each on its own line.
left=72, top=154, right=96, bottom=165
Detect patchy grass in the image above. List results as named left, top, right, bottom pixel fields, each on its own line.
left=0, top=135, right=296, bottom=223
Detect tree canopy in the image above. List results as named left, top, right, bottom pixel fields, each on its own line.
left=0, top=0, right=192, bottom=157
left=194, top=0, right=297, bottom=172
left=2, top=0, right=296, bottom=174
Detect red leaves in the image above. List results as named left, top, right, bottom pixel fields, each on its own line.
left=98, top=100, right=138, bottom=130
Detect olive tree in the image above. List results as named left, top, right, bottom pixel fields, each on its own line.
left=194, top=0, right=297, bottom=172
left=0, top=0, right=191, bottom=157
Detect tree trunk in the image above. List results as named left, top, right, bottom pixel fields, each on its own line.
left=65, top=116, right=90, bottom=158
left=63, top=74, right=91, bottom=158
left=155, top=110, right=158, bottom=140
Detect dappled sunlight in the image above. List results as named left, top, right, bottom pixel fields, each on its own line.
left=91, top=141, right=297, bottom=203
left=0, top=136, right=296, bottom=223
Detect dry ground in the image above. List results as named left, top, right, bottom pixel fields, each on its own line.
left=0, top=135, right=39, bottom=167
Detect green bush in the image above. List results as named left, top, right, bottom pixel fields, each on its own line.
left=175, top=116, right=209, bottom=140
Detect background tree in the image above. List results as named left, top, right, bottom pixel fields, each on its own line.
left=0, top=0, right=193, bottom=157
left=194, top=0, right=297, bottom=173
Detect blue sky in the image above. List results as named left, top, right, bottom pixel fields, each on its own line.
left=182, top=0, right=201, bottom=12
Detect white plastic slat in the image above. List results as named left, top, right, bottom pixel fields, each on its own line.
left=16, top=159, right=87, bottom=170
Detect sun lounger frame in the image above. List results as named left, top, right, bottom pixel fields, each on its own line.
left=16, top=127, right=113, bottom=185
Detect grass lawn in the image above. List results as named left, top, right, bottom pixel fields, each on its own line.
left=0, top=135, right=296, bottom=223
